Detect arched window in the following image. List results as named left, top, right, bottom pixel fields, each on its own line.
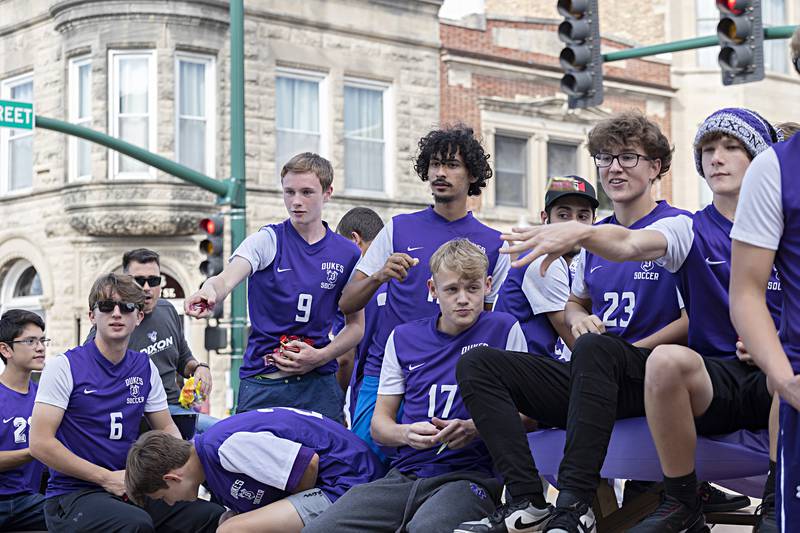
left=0, top=260, right=44, bottom=318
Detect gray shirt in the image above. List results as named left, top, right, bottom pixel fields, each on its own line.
left=86, top=299, right=196, bottom=405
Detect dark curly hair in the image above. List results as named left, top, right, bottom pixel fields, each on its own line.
left=413, top=124, right=493, bottom=196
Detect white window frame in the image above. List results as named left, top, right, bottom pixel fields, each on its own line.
left=175, top=52, right=216, bottom=176
left=275, top=66, right=329, bottom=178
left=108, top=49, right=157, bottom=180
left=68, top=56, right=92, bottom=181
left=0, top=73, right=34, bottom=195
left=0, top=260, right=44, bottom=317
left=342, top=77, right=394, bottom=197
left=494, top=132, right=529, bottom=209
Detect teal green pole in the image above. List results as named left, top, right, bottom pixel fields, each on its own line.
left=35, top=116, right=228, bottom=197
left=228, top=0, right=247, bottom=411
left=603, top=25, right=797, bottom=63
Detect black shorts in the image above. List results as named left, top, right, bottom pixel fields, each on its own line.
left=695, top=357, right=770, bottom=435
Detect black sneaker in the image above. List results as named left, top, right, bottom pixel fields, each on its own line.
left=753, top=493, right=777, bottom=533
left=543, top=501, right=596, bottom=533
left=628, top=494, right=708, bottom=533
left=453, top=499, right=554, bottom=533
left=622, top=480, right=662, bottom=505
left=698, top=481, right=751, bottom=512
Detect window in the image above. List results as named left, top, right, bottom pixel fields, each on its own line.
left=344, top=80, right=388, bottom=192
left=69, top=57, right=92, bottom=180
left=176, top=54, right=215, bottom=174
left=0, top=261, right=43, bottom=317
left=696, top=1, right=719, bottom=68
left=275, top=69, right=324, bottom=177
left=763, top=0, right=787, bottom=74
left=1, top=74, right=33, bottom=193
left=495, top=135, right=527, bottom=207
left=109, top=50, right=156, bottom=178
left=547, top=141, right=578, bottom=178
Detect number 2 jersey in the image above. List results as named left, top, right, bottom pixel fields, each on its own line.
left=357, top=207, right=510, bottom=378
left=572, top=201, right=689, bottom=341
left=0, top=380, right=43, bottom=495
left=35, top=340, right=167, bottom=497
left=193, top=407, right=386, bottom=513
left=378, top=311, right=526, bottom=478
left=232, top=219, right=361, bottom=379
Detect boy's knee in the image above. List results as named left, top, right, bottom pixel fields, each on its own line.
left=456, top=345, right=500, bottom=381
left=646, top=345, right=702, bottom=387
left=570, top=333, right=620, bottom=369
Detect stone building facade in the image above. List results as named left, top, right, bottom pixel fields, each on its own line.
left=0, top=0, right=443, bottom=414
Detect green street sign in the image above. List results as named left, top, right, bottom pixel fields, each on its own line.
left=0, top=99, right=34, bottom=130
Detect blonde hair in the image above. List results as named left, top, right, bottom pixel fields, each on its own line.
left=429, top=238, right=489, bottom=280
left=280, top=152, right=334, bottom=190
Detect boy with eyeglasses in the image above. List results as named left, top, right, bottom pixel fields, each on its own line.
left=86, top=248, right=217, bottom=433
left=30, top=273, right=223, bottom=532
left=0, top=309, right=48, bottom=531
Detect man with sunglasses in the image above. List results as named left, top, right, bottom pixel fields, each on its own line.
left=87, top=249, right=217, bottom=434
left=0, top=310, right=48, bottom=531
left=30, top=273, right=224, bottom=532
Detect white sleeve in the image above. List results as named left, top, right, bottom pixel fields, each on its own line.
left=522, top=257, right=570, bottom=315
left=230, top=227, right=277, bottom=274
left=486, top=243, right=511, bottom=303
left=356, top=220, right=394, bottom=277
left=377, top=332, right=405, bottom=395
left=218, top=432, right=304, bottom=490
left=34, top=355, right=73, bottom=410
left=731, top=148, right=783, bottom=251
left=647, top=215, right=694, bottom=273
left=505, top=322, right=528, bottom=352
left=145, top=360, right=169, bottom=412
left=570, top=249, right=589, bottom=299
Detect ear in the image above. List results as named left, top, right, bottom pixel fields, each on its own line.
left=135, top=310, right=144, bottom=327
left=0, top=343, right=12, bottom=362
left=427, top=277, right=437, bottom=301
left=163, top=471, right=182, bottom=484
left=88, top=309, right=97, bottom=326
left=351, top=232, right=363, bottom=248
left=322, top=185, right=333, bottom=202
left=484, top=275, right=493, bottom=295
left=650, top=158, right=662, bottom=177
left=540, top=210, right=549, bottom=225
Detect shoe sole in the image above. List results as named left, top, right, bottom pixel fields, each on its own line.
left=702, top=501, right=751, bottom=513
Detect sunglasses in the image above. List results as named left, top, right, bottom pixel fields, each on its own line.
left=134, top=275, right=162, bottom=288
left=94, top=300, right=141, bottom=314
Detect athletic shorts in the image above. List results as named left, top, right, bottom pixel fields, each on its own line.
left=286, top=488, right=332, bottom=525
left=695, top=358, right=770, bottom=435
left=777, top=400, right=800, bottom=533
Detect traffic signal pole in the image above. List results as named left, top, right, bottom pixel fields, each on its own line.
left=35, top=0, right=249, bottom=412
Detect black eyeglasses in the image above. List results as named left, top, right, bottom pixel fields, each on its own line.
left=594, top=152, right=653, bottom=169
left=133, top=275, right=162, bottom=288
left=6, top=337, right=51, bottom=347
left=94, top=300, right=141, bottom=314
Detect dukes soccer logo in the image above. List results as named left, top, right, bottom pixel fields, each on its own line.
left=125, top=376, right=145, bottom=405
left=634, top=261, right=660, bottom=281
left=320, top=261, right=345, bottom=290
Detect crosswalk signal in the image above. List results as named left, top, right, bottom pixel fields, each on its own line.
left=557, top=0, right=603, bottom=108
left=199, top=216, right=224, bottom=278
left=716, top=0, right=764, bottom=85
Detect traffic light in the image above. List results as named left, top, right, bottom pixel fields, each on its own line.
left=199, top=215, right=224, bottom=278
left=716, top=0, right=764, bottom=85
left=557, top=0, right=603, bottom=108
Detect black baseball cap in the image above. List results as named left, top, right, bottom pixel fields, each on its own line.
left=544, top=175, right=599, bottom=211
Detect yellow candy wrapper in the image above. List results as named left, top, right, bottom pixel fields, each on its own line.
left=179, top=376, right=206, bottom=409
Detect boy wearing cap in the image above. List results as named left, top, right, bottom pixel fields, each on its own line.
left=501, top=108, right=781, bottom=532
left=494, top=176, right=597, bottom=361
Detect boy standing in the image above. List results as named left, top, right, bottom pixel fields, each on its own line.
left=185, top=153, right=363, bottom=422
left=31, top=273, right=223, bottom=532
left=304, top=239, right=527, bottom=533
left=125, top=407, right=386, bottom=533
left=0, top=310, right=47, bottom=531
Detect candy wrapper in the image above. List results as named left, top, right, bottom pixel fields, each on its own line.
left=263, top=335, right=315, bottom=367
left=179, top=376, right=206, bottom=410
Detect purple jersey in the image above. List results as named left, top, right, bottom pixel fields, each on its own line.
left=576, top=201, right=688, bottom=341
left=193, top=407, right=386, bottom=513
left=654, top=205, right=782, bottom=359
left=359, top=208, right=508, bottom=376
left=332, top=285, right=387, bottom=379
left=0, top=381, right=43, bottom=495
left=239, top=220, right=361, bottom=379
left=380, top=312, right=525, bottom=477
left=39, top=341, right=157, bottom=497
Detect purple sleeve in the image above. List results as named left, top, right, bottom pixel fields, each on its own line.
left=285, top=445, right=316, bottom=493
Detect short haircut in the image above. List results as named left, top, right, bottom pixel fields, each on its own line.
left=122, top=248, right=160, bottom=272
left=336, top=207, right=384, bottom=242
left=125, top=431, right=193, bottom=506
left=280, top=152, right=334, bottom=191
left=588, top=111, right=673, bottom=177
left=791, top=26, right=800, bottom=61
left=0, top=309, right=45, bottom=364
left=414, top=125, right=493, bottom=196
left=429, top=238, right=489, bottom=280
left=777, top=122, right=800, bottom=141
left=697, top=131, right=749, bottom=153
left=88, top=273, right=146, bottom=311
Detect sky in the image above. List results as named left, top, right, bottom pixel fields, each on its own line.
left=439, top=0, right=485, bottom=19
